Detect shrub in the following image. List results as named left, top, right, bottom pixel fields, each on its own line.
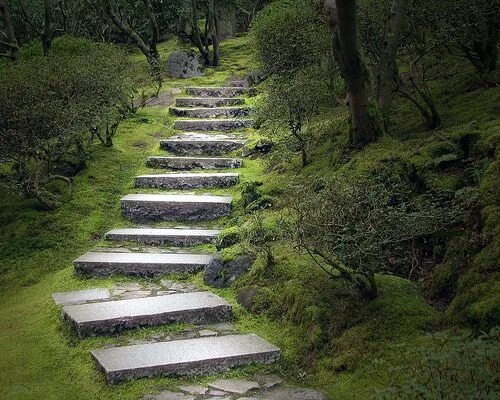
left=0, top=36, right=133, bottom=208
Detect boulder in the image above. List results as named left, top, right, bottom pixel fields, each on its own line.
left=167, top=50, right=203, bottom=79
left=204, top=253, right=254, bottom=288
left=236, top=286, right=263, bottom=310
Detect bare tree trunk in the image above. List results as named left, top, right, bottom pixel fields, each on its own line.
left=0, top=0, right=18, bottom=61
left=208, top=0, right=219, bottom=66
left=42, top=0, right=52, bottom=56
left=324, top=0, right=376, bottom=148
left=191, top=0, right=211, bottom=65
left=376, top=0, right=409, bottom=111
left=143, top=0, right=159, bottom=58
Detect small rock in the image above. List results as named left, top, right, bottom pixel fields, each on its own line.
left=115, top=282, right=142, bottom=291
left=208, top=390, right=229, bottom=396
left=261, top=387, right=328, bottom=400
left=179, top=385, right=208, bottom=395
left=171, top=88, right=182, bottom=95
left=167, top=49, right=204, bottom=79
left=236, top=286, right=263, bottom=310
left=199, top=329, right=218, bottom=337
left=143, top=390, right=194, bottom=400
left=111, top=289, right=127, bottom=296
left=128, top=339, right=151, bottom=345
left=209, top=378, right=260, bottom=395
left=204, top=253, right=255, bottom=288
left=157, top=290, right=177, bottom=296
left=254, top=375, right=283, bottom=390
left=204, top=322, right=236, bottom=332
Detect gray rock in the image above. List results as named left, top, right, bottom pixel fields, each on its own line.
left=167, top=50, right=203, bottom=79
left=105, top=227, right=220, bottom=246
left=254, top=375, right=283, bottom=390
left=144, top=390, right=195, bottom=400
left=175, top=118, right=253, bottom=132
left=74, top=251, right=213, bottom=277
left=146, top=156, right=242, bottom=170
left=236, top=286, right=263, bottom=310
left=169, top=106, right=252, bottom=119
left=91, top=333, right=280, bottom=384
left=199, top=329, right=218, bottom=337
left=179, top=385, right=208, bottom=395
left=135, top=172, right=240, bottom=190
left=185, top=86, right=248, bottom=98
left=171, top=88, right=182, bottom=95
left=120, top=193, right=232, bottom=223
left=160, top=133, right=246, bottom=156
left=176, top=97, right=245, bottom=108
left=258, top=387, right=328, bottom=400
left=204, top=253, right=255, bottom=288
left=209, top=378, right=260, bottom=394
left=62, top=291, right=232, bottom=337
left=52, top=288, right=110, bottom=305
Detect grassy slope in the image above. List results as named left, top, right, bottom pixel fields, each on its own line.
left=0, top=35, right=498, bottom=400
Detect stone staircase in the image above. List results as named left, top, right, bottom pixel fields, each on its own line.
left=52, top=85, right=280, bottom=385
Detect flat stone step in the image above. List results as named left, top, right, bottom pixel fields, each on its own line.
left=169, top=107, right=252, bottom=118
left=185, top=87, right=248, bottom=98
left=74, top=251, right=213, bottom=277
left=105, top=228, right=221, bottom=246
left=91, top=333, right=280, bottom=383
left=147, top=156, right=242, bottom=170
left=63, top=291, right=231, bottom=338
left=160, top=134, right=246, bottom=155
left=135, top=173, right=239, bottom=189
left=121, top=193, right=232, bottom=222
left=174, top=119, right=253, bottom=132
left=175, top=97, right=245, bottom=108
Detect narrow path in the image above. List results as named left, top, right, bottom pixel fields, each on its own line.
left=51, top=84, right=282, bottom=388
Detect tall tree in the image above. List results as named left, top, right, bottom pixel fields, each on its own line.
left=208, top=0, right=219, bottom=66
left=0, top=0, right=18, bottom=60
left=324, top=0, right=376, bottom=147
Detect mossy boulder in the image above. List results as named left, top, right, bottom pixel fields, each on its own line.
left=204, top=251, right=255, bottom=288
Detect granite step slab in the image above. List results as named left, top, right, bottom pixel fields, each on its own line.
left=160, top=134, right=246, bottom=155
left=121, top=193, right=232, bottom=222
left=175, top=97, right=245, bottom=108
left=185, top=87, right=248, bottom=98
left=147, top=156, right=242, bottom=170
left=105, top=228, right=221, bottom=246
left=63, top=291, right=231, bottom=337
left=74, top=251, right=213, bottom=277
left=91, top=333, right=280, bottom=383
left=135, top=173, right=239, bottom=189
left=52, top=288, right=111, bottom=305
left=174, top=119, right=254, bottom=132
left=169, top=107, right=252, bottom=119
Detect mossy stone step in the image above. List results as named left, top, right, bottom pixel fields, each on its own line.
left=175, top=97, right=245, bottom=108
left=146, top=156, right=242, bottom=170
left=135, top=172, right=239, bottom=189
left=174, top=118, right=254, bottom=132
left=74, top=250, right=213, bottom=277
left=185, top=87, right=248, bottom=98
left=104, top=227, right=221, bottom=246
left=121, top=193, right=232, bottom=222
left=62, top=291, right=231, bottom=338
left=160, top=133, right=246, bottom=155
left=91, top=333, right=280, bottom=383
left=169, top=106, right=252, bottom=119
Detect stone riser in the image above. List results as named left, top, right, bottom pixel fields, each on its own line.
left=185, top=87, right=249, bottom=98
left=121, top=200, right=232, bottom=222
left=64, top=305, right=232, bottom=338
left=175, top=119, right=253, bottom=131
left=159, top=140, right=245, bottom=156
left=104, top=229, right=220, bottom=246
left=169, top=107, right=252, bottom=118
left=175, top=98, right=245, bottom=108
left=146, top=157, right=242, bottom=170
left=134, top=174, right=239, bottom=190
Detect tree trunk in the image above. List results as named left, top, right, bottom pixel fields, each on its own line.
left=143, top=0, right=159, bottom=58
left=324, top=0, right=376, bottom=148
left=0, top=0, right=19, bottom=61
left=191, top=0, right=211, bottom=65
left=208, top=0, right=219, bottom=66
left=376, top=0, right=409, bottom=111
left=42, top=0, right=52, bottom=56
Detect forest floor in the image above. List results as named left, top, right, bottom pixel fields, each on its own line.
left=0, top=35, right=499, bottom=400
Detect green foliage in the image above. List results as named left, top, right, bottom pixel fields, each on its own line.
left=375, top=328, right=500, bottom=399
left=0, top=36, right=133, bottom=208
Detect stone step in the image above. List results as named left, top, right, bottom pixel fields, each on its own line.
left=74, top=251, right=213, bottom=277
left=169, top=106, right=252, bottom=119
left=185, top=87, right=248, bottom=98
left=175, top=97, right=245, bottom=108
left=147, top=156, right=242, bottom=170
left=121, top=193, right=232, bottom=222
left=91, top=333, right=280, bottom=383
left=135, top=172, right=239, bottom=190
left=160, top=134, right=246, bottom=155
left=174, top=119, right=253, bottom=132
left=105, top=227, right=221, bottom=246
left=63, top=291, right=231, bottom=338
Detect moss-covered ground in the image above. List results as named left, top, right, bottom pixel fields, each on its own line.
left=0, top=35, right=498, bottom=399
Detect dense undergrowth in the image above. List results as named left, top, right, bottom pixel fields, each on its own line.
left=0, top=29, right=499, bottom=400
